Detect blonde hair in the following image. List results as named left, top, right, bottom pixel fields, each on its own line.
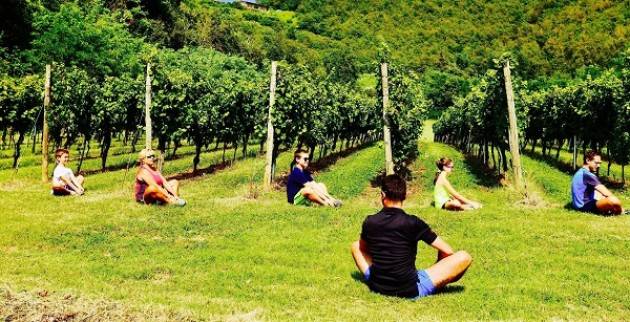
left=138, top=148, right=159, bottom=168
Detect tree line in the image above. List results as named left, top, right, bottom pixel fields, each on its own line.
left=434, top=51, right=630, bottom=183
left=0, top=51, right=427, bottom=175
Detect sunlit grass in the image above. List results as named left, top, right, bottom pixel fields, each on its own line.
left=0, top=138, right=628, bottom=320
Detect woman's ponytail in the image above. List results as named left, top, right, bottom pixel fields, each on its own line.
left=434, top=157, right=453, bottom=184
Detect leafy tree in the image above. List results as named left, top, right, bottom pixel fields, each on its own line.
left=0, top=74, right=42, bottom=168
left=94, top=74, right=144, bottom=171
left=29, top=2, right=145, bottom=77
left=0, top=0, right=34, bottom=49
left=48, top=65, right=96, bottom=171
left=378, top=64, right=428, bottom=172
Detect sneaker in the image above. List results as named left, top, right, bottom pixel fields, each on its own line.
left=623, top=209, right=630, bottom=215
left=333, top=199, right=343, bottom=208
left=173, top=198, right=187, bottom=207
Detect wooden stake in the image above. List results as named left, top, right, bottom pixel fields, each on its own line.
left=263, top=61, right=277, bottom=189
left=145, top=63, right=152, bottom=150
left=503, top=61, right=524, bottom=191
left=41, top=64, right=51, bottom=182
left=572, top=135, right=578, bottom=170
left=381, top=63, right=395, bottom=175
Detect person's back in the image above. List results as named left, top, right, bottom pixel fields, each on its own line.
left=287, top=166, right=313, bottom=203
left=352, top=175, right=472, bottom=300
left=571, top=167, right=599, bottom=210
left=570, top=151, right=625, bottom=215
left=361, top=207, right=436, bottom=298
left=434, top=180, right=450, bottom=209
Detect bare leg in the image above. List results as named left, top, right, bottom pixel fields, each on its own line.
left=351, top=240, right=372, bottom=276
left=314, top=182, right=341, bottom=206
left=71, top=175, right=85, bottom=195
left=302, top=187, right=329, bottom=206
left=425, top=250, right=472, bottom=288
left=444, top=199, right=464, bottom=211
left=316, top=183, right=331, bottom=197
left=306, top=184, right=336, bottom=206
left=144, top=185, right=172, bottom=205
left=167, top=179, right=179, bottom=195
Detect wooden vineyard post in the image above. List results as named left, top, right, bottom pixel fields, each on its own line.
left=145, top=63, right=152, bottom=150
left=503, top=60, right=524, bottom=191
left=263, top=61, right=277, bottom=190
left=572, top=135, right=577, bottom=171
left=380, top=63, right=395, bottom=175
left=41, top=64, right=51, bottom=182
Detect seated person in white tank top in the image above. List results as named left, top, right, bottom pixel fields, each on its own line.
left=51, top=148, right=85, bottom=196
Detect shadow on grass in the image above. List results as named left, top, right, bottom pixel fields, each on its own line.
left=438, top=285, right=465, bottom=295
left=427, top=143, right=503, bottom=188
left=523, top=150, right=627, bottom=190
left=462, top=154, right=502, bottom=188
left=273, top=142, right=376, bottom=189
left=368, top=161, right=416, bottom=189
left=350, top=271, right=367, bottom=284
left=523, top=150, right=574, bottom=175
left=81, top=145, right=238, bottom=176
left=350, top=271, right=466, bottom=297
left=562, top=202, right=626, bottom=217
left=166, top=150, right=260, bottom=181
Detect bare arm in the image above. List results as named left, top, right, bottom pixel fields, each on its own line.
left=441, top=177, right=473, bottom=204
left=60, top=175, right=83, bottom=194
left=430, top=236, right=454, bottom=261
left=304, top=180, right=317, bottom=188
left=304, top=181, right=323, bottom=193
left=351, top=238, right=372, bottom=274
left=69, top=175, right=84, bottom=193
left=139, top=169, right=173, bottom=200
left=594, top=184, right=615, bottom=199
left=159, top=173, right=178, bottom=197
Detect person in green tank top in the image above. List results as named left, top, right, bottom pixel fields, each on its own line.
left=434, top=157, right=482, bottom=211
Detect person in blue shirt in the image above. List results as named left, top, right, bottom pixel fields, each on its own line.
left=571, top=150, right=625, bottom=215
left=287, top=149, right=342, bottom=207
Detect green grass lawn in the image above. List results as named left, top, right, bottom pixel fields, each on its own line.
left=1, top=134, right=629, bottom=320
left=523, top=144, right=629, bottom=187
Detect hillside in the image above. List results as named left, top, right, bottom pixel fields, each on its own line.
left=271, top=0, right=630, bottom=77
left=4, top=1, right=628, bottom=77
left=2, top=0, right=628, bottom=116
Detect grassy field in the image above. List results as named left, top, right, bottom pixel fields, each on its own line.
left=1, top=130, right=629, bottom=320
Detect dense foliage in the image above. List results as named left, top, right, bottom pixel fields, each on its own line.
left=434, top=51, right=630, bottom=182
left=378, top=65, right=428, bottom=172
left=1, top=0, right=629, bottom=177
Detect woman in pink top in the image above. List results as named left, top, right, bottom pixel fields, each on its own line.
left=135, top=149, right=186, bottom=206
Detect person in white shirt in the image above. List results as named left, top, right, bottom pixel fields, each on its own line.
left=51, top=148, right=85, bottom=196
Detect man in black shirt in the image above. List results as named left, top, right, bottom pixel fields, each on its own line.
left=351, top=174, right=472, bottom=298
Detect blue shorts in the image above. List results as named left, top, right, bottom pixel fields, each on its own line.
left=364, top=267, right=437, bottom=298
left=576, top=200, right=597, bottom=212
